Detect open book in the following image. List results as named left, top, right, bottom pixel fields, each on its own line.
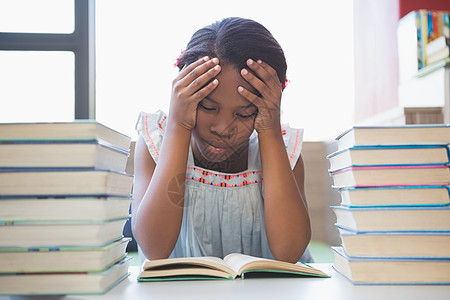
left=138, top=253, right=329, bottom=281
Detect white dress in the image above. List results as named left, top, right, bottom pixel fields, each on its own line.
left=136, top=110, right=313, bottom=262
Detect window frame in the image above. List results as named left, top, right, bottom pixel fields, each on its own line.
left=0, top=0, right=95, bottom=119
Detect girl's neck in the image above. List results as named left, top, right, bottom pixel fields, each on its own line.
left=193, top=144, right=249, bottom=174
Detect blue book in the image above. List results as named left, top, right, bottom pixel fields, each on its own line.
left=0, top=169, right=133, bottom=197
left=335, top=124, right=450, bottom=151
left=337, top=185, right=450, bottom=207
left=331, top=205, right=450, bottom=232
left=0, top=238, right=131, bottom=273
left=332, top=246, right=450, bottom=285
left=327, top=144, right=450, bottom=173
left=336, top=226, right=450, bottom=258
left=0, top=140, right=130, bottom=172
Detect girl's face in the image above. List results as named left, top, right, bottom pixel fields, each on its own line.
left=191, top=65, right=258, bottom=172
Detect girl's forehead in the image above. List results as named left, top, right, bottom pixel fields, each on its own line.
left=205, top=65, right=257, bottom=108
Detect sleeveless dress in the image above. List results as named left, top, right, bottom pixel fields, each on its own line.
left=136, top=110, right=313, bottom=262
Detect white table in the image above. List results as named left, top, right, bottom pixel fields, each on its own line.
left=3, top=264, right=450, bottom=300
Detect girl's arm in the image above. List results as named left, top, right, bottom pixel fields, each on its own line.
left=258, top=130, right=311, bottom=263
left=238, top=59, right=311, bottom=263
left=132, top=57, right=221, bottom=260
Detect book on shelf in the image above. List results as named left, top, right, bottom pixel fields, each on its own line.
left=138, top=253, right=329, bottom=281
left=0, top=218, right=128, bottom=248
left=0, top=256, right=131, bottom=295
left=427, top=46, right=450, bottom=65
left=335, top=124, right=450, bottom=151
left=0, top=169, right=133, bottom=197
left=329, top=164, right=450, bottom=188
left=0, top=196, right=131, bottom=222
left=331, top=205, right=450, bottom=232
left=0, top=141, right=129, bottom=171
left=0, top=238, right=130, bottom=273
left=426, top=35, right=449, bottom=57
left=397, top=9, right=450, bottom=81
left=0, top=121, right=131, bottom=151
left=332, top=246, right=450, bottom=285
left=337, top=227, right=450, bottom=258
left=337, top=185, right=450, bottom=207
left=327, top=144, right=449, bottom=172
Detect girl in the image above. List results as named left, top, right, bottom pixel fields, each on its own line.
left=132, top=17, right=312, bottom=263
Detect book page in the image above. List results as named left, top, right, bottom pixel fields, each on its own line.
left=142, top=256, right=237, bottom=277
left=223, top=253, right=271, bottom=275
left=224, top=253, right=328, bottom=277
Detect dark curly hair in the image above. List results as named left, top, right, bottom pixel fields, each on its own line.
left=176, top=17, right=287, bottom=88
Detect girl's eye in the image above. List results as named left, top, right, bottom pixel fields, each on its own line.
left=199, top=103, right=216, bottom=111
left=237, top=112, right=257, bottom=119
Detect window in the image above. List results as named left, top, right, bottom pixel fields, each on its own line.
left=0, top=0, right=94, bottom=121
left=0, top=51, right=74, bottom=122
left=0, top=0, right=74, bottom=33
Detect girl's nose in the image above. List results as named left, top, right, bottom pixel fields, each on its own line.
left=210, top=115, right=236, bottom=138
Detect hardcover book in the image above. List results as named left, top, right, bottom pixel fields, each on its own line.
left=0, top=169, right=133, bottom=197
left=0, top=141, right=130, bottom=171
left=332, top=247, right=450, bottom=285
left=337, top=185, right=450, bottom=207
left=331, top=205, right=450, bottom=232
left=337, top=227, right=450, bottom=258
left=0, top=257, right=131, bottom=295
left=138, top=253, right=329, bottom=281
left=0, top=238, right=131, bottom=273
left=0, top=121, right=131, bottom=151
left=335, top=124, right=450, bottom=151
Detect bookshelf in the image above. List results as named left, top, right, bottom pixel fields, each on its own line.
left=399, top=60, right=450, bottom=123
left=396, top=6, right=450, bottom=124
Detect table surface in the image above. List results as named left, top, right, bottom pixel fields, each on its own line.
left=3, top=264, right=450, bottom=300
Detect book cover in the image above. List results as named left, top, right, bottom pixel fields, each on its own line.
left=331, top=205, right=450, bottom=232
left=0, top=196, right=131, bottom=222
left=0, top=238, right=131, bottom=273
left=332, top=247, right=450, bottom=285
left=337, top=185, right=450, bottom=207
left=0, top=140, right=130, bottom=172
left=0, top=169, right=134, bottom=197
left=337, top=227, right=450, bottom=258
left=0, top=121, right=131, bottom=152
left=0, top=218, right=128, bottom=248
left=327, top=144, right=449, bottom=172
left=330, top=164, right=450, bottom=188
left=335, top=124, right=450, bottom=151
left=0, top=256, right=131, bottom=295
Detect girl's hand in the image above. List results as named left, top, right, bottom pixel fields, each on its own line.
left=238, top=59, right=283, bottom=134
left=169, top=57, right=221, bottom=131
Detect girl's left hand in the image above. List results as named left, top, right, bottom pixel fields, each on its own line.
left=238, top=59, right=283, bottom=134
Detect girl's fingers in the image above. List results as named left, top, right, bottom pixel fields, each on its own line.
left=237, top=85, right=262, bottom=107
left=179, top=57, right=219, bottom=84
left=254, top=60, right=282, bottom=88
left=193, top=78, right=219, bottom=101
left=241, top=59, right=282, bottom=96
left=178, top=56, right=209, bottom=78
left=186, top=63, right=221, bottom=97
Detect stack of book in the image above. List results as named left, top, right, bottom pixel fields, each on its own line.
left=0, top=121, right=134, bottom=295
left=327, top=124, right=450, bottom=285
left=397, top=9, right=449, bottom=82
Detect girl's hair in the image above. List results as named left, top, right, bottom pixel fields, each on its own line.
left=176, top=17, right=287, bottom=88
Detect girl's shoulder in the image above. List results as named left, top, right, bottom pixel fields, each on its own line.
left=281, top=124, right=304, bottom=169
left=248, top=124, right=304, bottom=170
left=135, top=110, right=168, bottom=162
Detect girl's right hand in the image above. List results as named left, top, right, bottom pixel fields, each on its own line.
left=169, top=56, right=221, bottom=131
